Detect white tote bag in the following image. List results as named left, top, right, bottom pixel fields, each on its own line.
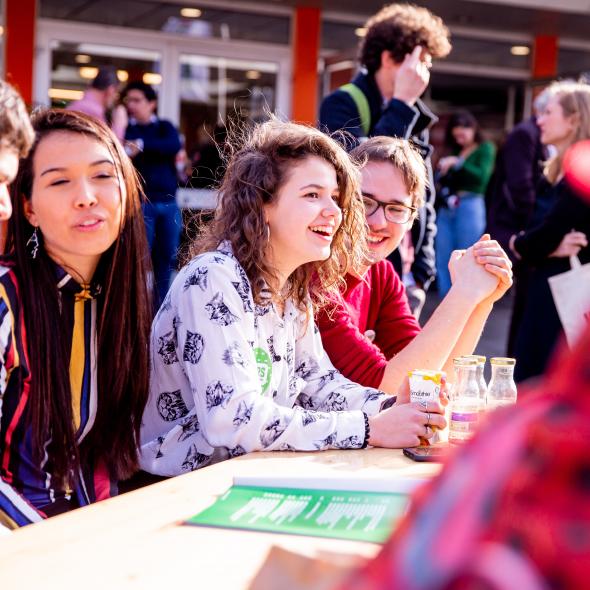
left=548, top=255, right=590, bottom=347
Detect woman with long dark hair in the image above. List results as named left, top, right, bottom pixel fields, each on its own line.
left=435, top=110, right=496, bottom=295
left=0, top=109, right=152, bottom=528
left=140, top=120, right=447, bottom=477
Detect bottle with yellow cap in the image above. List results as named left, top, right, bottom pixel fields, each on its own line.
left=459, top=354, right=487, bottom=412
left=449, top=357, right=480, bottom=445
left=487, top=357, right=517, bottom=410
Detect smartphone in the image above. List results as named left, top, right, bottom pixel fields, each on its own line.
left=403, top=445, right=447, bottom=462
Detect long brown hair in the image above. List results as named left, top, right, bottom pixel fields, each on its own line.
left=190, top=119, right=368, bottom=312
left=6, top=109, right=152, bottom=484
left=543, top=81, right=590, bottom=184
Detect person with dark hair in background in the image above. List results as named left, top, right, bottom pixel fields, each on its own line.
left=486, top=89, right=551, bottom=355
left=67, top=65, right=127, bottom=141
left=123, top=81, right=182, bottom=306
left=319, top=3, right=452, bottom=317
left=435, top=110, right=496, bottom=296
left=0, top=109, right=152, bottom=529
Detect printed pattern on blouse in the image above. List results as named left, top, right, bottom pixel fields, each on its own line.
left=0, top=264, right=112, bottom=529
left=140, top=245, right=386, bottom=476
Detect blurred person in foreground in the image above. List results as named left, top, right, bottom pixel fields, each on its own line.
left=435, top=111, right=496, bottom=296
left=67, top=65, right=127, bottom=141
left=339, top=152, right=590, bottom=590
left=0, top=80, right=35, bottom=252
left=486, top=89, right=551, bottom=355
left=320, top=3, right=452, bottom=317
left=317, top=137, right=512, bottom=394
left=509, top=81, right=590, bottom=382
left=123, top=81, right=182, bottom=306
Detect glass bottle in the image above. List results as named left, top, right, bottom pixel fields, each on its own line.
left=487, top=357, right=517, bottom=410
left=460, top=354, right=487, bottom=412
left=449, top=358, right=480, bottom=445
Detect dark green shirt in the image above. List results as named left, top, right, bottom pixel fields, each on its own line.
left=453, top=141, right=496, bottom=195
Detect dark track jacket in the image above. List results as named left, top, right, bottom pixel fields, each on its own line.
left=319, top=71, right=437, bottom=289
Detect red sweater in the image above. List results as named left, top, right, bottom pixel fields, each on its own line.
left=317, top=260, right=421, bottom=389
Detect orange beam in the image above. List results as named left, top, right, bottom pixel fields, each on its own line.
left=532, top=35, right=558, bottom=80
left=291, top=6, right=321, bottom=124
left=4, top=0, right=37, bottom=104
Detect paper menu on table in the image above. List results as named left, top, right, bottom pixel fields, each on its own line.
left=185, top=482, right=414, bottom=544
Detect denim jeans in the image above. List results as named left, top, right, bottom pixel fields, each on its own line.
left=142, top=200, right=181, bottom=306
left=435, top=194, right=486, bottom=296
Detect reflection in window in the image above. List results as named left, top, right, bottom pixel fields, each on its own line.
left=179, top=54, right=278, bottom=161
left=49, top=41, right=161, bottom=108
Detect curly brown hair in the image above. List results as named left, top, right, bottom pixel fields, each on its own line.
left=189, top=119, right=368, bottom=313
left=359, top=3, right=451, bottom=74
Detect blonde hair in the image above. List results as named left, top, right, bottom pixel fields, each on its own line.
left=543, top=81, right=590, bottom=184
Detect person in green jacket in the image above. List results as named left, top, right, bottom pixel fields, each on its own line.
left=435, top=110, right=496, bottom=295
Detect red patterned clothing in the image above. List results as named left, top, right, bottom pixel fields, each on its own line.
left=317, top=260, right=421, bottom=388
left=340, top=324, right=590, bottom=590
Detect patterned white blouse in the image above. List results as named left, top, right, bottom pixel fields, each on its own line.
left=140, top=243, right=389, bottom=476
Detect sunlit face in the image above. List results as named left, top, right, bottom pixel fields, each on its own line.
left=264, top=156, right=342, bottom=281
left=0, top=148, right=19, bottom=221
left=25, top=131, right=125, bottom=281
left=361, top=161, right=414, bottom=264
left=452, top=125, right=476, bottom=147
left=538, top=95, right=576, bottom=149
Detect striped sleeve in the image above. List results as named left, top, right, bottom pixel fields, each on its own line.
left=0, top=278, right=44, bottom=528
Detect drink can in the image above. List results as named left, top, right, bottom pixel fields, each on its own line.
left=408, top=369, right=446, bottom=404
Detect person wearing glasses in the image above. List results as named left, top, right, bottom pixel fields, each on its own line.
left=317, top=137, right=513, bottom=393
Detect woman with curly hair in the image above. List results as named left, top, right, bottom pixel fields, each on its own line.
left=0, top=110, right=152, bottom=528
left=140, top=120, right=446, bottom=476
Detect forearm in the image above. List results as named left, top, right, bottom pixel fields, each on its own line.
left=442, top=300, right=493, bottom=376
left=379, top=288, right=477, bottom=392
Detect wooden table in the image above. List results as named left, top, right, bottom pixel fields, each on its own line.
left=0, top=449, right=440, bottom=589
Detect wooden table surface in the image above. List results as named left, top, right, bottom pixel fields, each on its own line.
left=0, top=449, right=440, bottom=589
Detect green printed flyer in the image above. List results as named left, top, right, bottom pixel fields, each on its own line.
left=186, top=485, right=409, bottom=543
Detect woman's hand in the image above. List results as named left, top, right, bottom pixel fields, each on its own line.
left=438, top=156, right=460, bottom=176
left=549, top=230, right=588, bottom=258
left=368, top=399, right=447, bottom=449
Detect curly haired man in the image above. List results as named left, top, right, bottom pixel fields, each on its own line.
left=320, top=4, right=451, bottom=313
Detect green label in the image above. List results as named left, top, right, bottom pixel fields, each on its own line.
left=254, top=347, right=272, bottom=393
left=186, top=485, right=408, bottom=544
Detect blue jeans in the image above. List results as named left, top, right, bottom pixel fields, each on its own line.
left=435, top=194, right=486, bottom=296
left=143, top=200, right=181, bottom=306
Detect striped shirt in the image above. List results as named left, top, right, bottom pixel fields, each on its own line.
left=0, top=262, right=115, bottom=529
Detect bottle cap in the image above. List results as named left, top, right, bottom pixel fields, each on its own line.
left=490, top=357, right=516, bottom=366
left=453, top=357, right=479, bottom=366
left=460, top=354, right=486, bottom=365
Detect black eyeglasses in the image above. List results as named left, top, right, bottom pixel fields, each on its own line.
left=361, top=195, right=417, bottom=224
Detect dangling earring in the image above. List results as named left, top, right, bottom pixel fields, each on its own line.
left=265, top=223, right=271, bottom=243
left=26, top=227, right=40, bottom=259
